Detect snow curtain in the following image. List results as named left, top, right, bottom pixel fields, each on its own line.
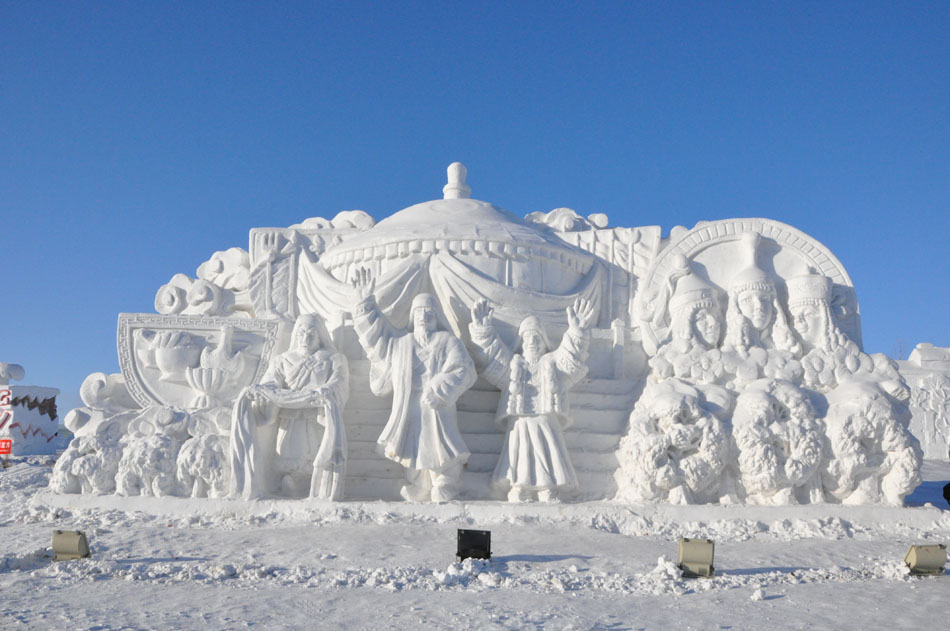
left=297, top=251, right=604, bottom=346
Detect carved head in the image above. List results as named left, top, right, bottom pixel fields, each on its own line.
left=410, top=293, right=440, bottom=334
left=787, top=272, right=835, bottom=351
left=290, top=314, right=324, bottom=353
left=728, top=232, right=776, bottom=332
left=517, top=316, right=551, bottom=359
left=723, top=233, right=800, bottom=355
left=668, top=256, right=723, bottom=349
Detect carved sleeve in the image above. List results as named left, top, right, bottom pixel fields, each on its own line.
left=352, top=296, right=400, bottom=365
left=468, top=322, right=512, bottom=389
left=552, top=325, right=591, bottom=386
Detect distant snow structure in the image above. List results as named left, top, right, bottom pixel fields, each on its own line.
left=897, top=344, right=950, bottom=460
left=0, top=364, right=66, bottom=456
left=50, top=164, right=922, bottom=506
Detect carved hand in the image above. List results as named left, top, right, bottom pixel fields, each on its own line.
left=471, top=299, right=494, bottom=328
left=260, top=232, right=282, bottom=263
left=420, top=388, right=439, bottom=409
left=567, top=297, right=595, bottom=330
left=351, top=267, right=377, bottom=302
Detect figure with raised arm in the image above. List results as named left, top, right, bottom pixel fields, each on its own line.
left=229, top=313, right=349, bottom=500
left=351, top=270, right=477, bottom=502
left=469, top=297, right=595, bottom=502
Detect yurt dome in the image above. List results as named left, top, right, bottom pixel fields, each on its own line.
left=320, top=164, right=594, bottom=294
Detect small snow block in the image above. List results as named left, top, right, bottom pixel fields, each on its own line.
left=678, top=537, right=715, bottom=578
left=904, top=544, right=946, bottom=575
left=457, top=529, right=491, bottom=562
left=52, top=530, right=90, bottom=561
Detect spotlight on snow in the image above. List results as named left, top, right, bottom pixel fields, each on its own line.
left=904, top=544, right=946, bottom=575
left=677, top=537, right=715, bottom=578
left=51, top=530, right=91, bottom=562
left=457, top=529, right=491, bottom=562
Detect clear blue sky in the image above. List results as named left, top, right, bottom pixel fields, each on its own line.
left=3, top=2, right=949, bottom=412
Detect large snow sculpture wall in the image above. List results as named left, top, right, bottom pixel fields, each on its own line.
left=50, top=164, right=922, bottom=506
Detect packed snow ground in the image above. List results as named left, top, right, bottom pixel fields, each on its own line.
left=1, top=458, right=948, bottom=630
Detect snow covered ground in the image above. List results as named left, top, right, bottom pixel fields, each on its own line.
left=1, top=458, right=948, bottom=630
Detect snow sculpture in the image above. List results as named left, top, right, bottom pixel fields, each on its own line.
left=353, top=276, right=477, bottom=502
left=51, top=165, right=923, bottom=506
left=468, top=297, right=594, bottom=502
left=155, top=248, right=253, bottom=317
left=900, top=344, right=950, bottom=459
left=731, top=380, right=824, bottom=505
left=0, top=364, right=65, bottom=456
left=649, top=254, right=726, bottom=385
left=230, top=314, right=349, bottom=500
left=821, top=381, right=921, bottom=505
left=618, top=219, right=919, bottom=506
left=615, top=379, right=728, bottom=504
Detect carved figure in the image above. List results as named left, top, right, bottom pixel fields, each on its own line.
left=616, top=380, right=728, bottom=504
left=469, top=298, right=594, bottom=502
left=723, top=233, right=801, bottom=358
left=229, top=313, right=349, bottom=500
left=730, top=380, right=824, bottom=505
left=352, top=274, right=477, bottom=502
left=651, top=255, right=726, bottom=384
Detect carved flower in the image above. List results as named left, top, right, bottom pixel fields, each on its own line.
left=801, top=349, right=836, bottom=390
left=763, top=350, right=803, bottom=383
left=690, top=348, right=724, bottom=384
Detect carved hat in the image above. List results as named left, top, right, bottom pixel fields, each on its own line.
left=411, top=293, right=439, bottom=312
left=786, top=269, right=832, bottom=307
left=729, top=232, right=774, bottom=295
left=668, top=253, right=720, bottom=314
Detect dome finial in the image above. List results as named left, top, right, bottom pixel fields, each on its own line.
left=443, top=162, right=471, bottom=199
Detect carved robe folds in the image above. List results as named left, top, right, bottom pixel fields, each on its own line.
left=229, top=347, right=348, bottom=500
left=353, top=296, right=476, bottom=473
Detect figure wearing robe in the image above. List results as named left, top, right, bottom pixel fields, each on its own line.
left=352, top=292, right=477, bottom=502
left=229, top=314, right=349, bottom=500
left=469, top=298, right=594, bottom=502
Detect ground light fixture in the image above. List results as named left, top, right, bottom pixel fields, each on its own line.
left=51, top=530, right=90, bottom=561
left=457, top=529, right=491, bottom=562
left=678, top=537, right=715, bottom=578
left=904, top=544, right=947, bottom=575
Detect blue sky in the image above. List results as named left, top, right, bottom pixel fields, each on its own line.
left=3, top=2, right=949, bottom=412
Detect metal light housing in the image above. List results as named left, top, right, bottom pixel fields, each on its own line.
left=51, top=530, right=91, bottom=562
left=904, top=544, right=946, bottom=576
left=457, top=529, right=491, bottom=562
left=678, top=537, right=715, bottom=578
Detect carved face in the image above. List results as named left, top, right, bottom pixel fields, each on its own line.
left=692, top=307, right=721, bottom=348
left=521, top=330, right=547, bottom=358
left=737, top=289, right=773, bottom=331
left=412, top=306, right=437, bottom=333
left=293, top=320, right=321, bottom=353
left=790, top=304, right=823, bottom=348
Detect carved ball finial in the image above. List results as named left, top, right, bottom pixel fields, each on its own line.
left=443, top=162, right=471, bottom=199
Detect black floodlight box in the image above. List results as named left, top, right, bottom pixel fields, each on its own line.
left=457, top=529, right=491, bottom=562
